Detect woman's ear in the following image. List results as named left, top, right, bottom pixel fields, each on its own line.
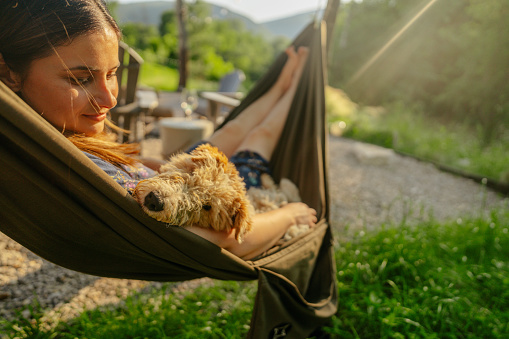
left=0, top=53, right=23, bottom=92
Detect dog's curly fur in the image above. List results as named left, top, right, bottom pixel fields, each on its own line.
left=133, top=144, right=253, bottom=242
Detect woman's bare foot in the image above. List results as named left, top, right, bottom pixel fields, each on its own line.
left=207, top=46, right=308, bottom=158
left=272, top=46, right=300, bottom=96
left=287, top=46, right=309, bottom=92
left=231, top=46, right=310, bottom=161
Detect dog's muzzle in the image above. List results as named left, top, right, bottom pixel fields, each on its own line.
left=144, top=191, right=164, bottom=212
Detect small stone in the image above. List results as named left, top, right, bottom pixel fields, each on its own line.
left=21, top=309, right=31, bottom=319
left=0, top=292, right=11, bottom=300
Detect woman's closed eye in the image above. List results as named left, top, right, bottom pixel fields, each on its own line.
left=68, top=71, right=116, bottom=86
left=106, top=71, right=117, bottom=80
left=68, top=73, right=92, bottom=86
left=72, top=77, right=91, bottom=86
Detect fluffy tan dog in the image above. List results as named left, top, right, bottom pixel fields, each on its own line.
left=133, top=144, right=253, bottom=242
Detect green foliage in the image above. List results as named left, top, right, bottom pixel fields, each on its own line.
left=329, top=100, right=509, bottom=181
left=343, top=126, right=395, bottom=149
left=120, top=0, right=282, bottom=86
left=191, top=48, right=235, bottom=81
left=329, top=0, right=509, bottom=144
left=159, top=10, right=178, bottom=37
left=382, top=103, right=509, bottom=181
left=326, top=207, right=509, bottom=338
left=0, top=300, right=56, bottom=339
left=121, top=23, right=161, bottom=56
left=183, top=2, right=276, bottom=84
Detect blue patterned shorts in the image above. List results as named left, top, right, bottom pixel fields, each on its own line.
left=229, top=150, right=271, bottom=190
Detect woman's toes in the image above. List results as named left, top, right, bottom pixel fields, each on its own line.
left=297, top=46, right=309, bottom=56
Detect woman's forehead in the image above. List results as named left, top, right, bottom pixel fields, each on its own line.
left=50, top=29, right=120, bottom=70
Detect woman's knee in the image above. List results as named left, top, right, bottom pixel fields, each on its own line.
left=217, top=119, right=246, bottom=140
left=208, top=119, right=247, bottom=156
left=243, top=125, right=278, bottom=145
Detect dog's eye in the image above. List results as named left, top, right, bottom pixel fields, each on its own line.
left=203, top=204, right=212, bottom=211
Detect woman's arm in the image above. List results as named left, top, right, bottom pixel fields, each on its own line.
left=137, top=157, right=167, bottom=172
left=187, top=202, right=317, bottom=260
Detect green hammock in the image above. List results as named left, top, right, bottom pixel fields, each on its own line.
left=0, top=21, right=337, bottom=338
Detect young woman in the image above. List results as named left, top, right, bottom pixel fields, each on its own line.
left=0, top=0, right=316, bottom=259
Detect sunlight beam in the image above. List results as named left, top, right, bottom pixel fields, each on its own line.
left=346, top=0, right=440, bottom=87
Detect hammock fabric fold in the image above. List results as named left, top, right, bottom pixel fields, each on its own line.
left=0, top=20, right=337, bottom=338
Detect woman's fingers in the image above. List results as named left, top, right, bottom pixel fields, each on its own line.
left=283, top=202, right=318, bottom=227
left=308, top=207, right=318, bottom=227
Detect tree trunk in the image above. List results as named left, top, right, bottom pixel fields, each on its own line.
left=176, top=0, right=188, bottom=91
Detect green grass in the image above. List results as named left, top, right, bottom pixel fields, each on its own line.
left=139, top=62, right=179, bottom=92
left=3, top=207, right=508, bottom=338
left=1, top=281, right=256, bottom=339
left=327, top=206, right=509, bottom=338
left=329, top=101, right=509, bottom=183
left=139, top=62, right=229, bottom=92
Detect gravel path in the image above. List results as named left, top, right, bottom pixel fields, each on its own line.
left=1, top=136, right=507, bottom=327
left=327, top=137, right=506, bottom=233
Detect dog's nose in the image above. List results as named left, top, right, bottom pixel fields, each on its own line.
left=144, top=191, right=164, bottom=212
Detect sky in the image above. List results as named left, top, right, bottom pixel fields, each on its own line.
left=117, top=0, right=327, bottom=23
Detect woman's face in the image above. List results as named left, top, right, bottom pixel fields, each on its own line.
left=18, top=28, right=120, bottom=136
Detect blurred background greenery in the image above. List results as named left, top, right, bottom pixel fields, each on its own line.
left=107, top=0, right=509, bottom=183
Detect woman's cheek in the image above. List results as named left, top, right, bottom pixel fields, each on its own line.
left=68, top=87, right=88, bottom=110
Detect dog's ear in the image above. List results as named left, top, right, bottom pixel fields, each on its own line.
left=231, top=198, right=253, bottom=243
left=208, top=146, right=229, bottom=168
left=163, top=152, right=197, bottom=174
left=191, top=144, right=229, bottom=169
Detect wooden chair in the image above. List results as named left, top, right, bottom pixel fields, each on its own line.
left=199, top=92, right=242, bottom=128
left=150, top=70, right=246, bottom=122
left=194, top=70, right=245, bottom=125
left=110, top=41, right=158, bottom=143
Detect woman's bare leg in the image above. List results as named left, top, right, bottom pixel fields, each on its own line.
left=208, top=46, right=300, bottom=157
left=232, top=47, right=309, bottom=161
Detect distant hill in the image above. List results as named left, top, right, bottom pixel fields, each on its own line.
left=263, top=11, right=322, bottom=39
left=115, top=1, right=174, bottom=27
left=115, top=1, right=318, bottom=39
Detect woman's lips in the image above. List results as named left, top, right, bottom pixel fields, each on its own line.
left=83, top=113, right=107, bottom=122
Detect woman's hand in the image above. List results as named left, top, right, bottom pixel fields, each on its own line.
left=280, top=202, right=318, bottom=228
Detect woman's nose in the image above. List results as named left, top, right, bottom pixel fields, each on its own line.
left=93, top=78, right=118, bottom=109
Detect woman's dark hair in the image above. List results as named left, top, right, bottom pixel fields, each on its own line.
left=0, top=0, right=140, bottom=168
left=0, top=0, right=121, bottom=77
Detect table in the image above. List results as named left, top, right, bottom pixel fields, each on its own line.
left=159, top=117, right=214, bottom=158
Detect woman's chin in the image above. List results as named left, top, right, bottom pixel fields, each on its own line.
left=80, top=122, right=105, bottom=137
